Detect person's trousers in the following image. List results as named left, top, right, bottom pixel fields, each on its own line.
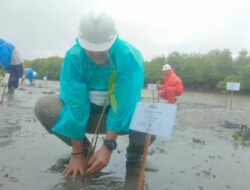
left=34, top=95, right=155, bottom=160
left=7, top=64, right=23, bottom=94
left=160, top=87, right=181, bottom=103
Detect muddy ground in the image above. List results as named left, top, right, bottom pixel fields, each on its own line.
left=0, top=80, right=250, bottom=190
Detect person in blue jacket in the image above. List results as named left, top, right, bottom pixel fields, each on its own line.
left=22, top=68, right=37, bottom=85
left=34, top=9, right=155, bottom=176
left=0, top=39, right=23, bottom=94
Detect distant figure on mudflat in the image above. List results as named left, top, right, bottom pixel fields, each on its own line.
left=0, top=38, right=23, bottom=95
left=22, top=68, right=37, bottom=85
left=159, top=64, right=184, bottom=103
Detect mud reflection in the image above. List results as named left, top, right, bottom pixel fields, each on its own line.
left=50, top=162, right=150, bottom=190
left=51, top=172, right=123, bottom=190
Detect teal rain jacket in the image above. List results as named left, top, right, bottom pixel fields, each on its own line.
left=52, top=38, right=144, bottom=140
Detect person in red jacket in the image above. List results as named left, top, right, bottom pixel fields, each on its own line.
left=159, top=64, right=183, bottom=103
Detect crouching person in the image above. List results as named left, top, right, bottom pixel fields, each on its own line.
left=34, top=9, right=155, bottom=177
left=159, top=64, right=184, bottom=103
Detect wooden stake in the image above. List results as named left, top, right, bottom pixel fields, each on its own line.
left=0, top=84, right=7, bottom=104
left=137, top=86, right=156, bottom=189
left=230, top=90, right=234, bottom=110
left=1, top=73, right=10, bottom=104
left=224, top=91, right=227, bottom=110
left=137, top=134, right=151, bottom=190
left=84, top=105, right=108, bottom=172
left=152, top=91, right=155, bottom=103
left=157, top=89, right=159, bottom=103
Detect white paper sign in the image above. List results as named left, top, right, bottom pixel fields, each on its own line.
left=43, top=76, right=47, bottom=81
left=226, top=82, right=240, bottom=91
left=130, top=102, right=177, bottom=138
left=147, top=83, right=157, bottom=91
left=4, top=73, right=10, bottom=84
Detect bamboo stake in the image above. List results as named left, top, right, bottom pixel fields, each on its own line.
left=157, top=89, right=159, bottom=103
left=230, top=90, right=234, bottom=110
left=224, top=92, right=227, bottom=110
left=157, top=81, right=160, bottom=103
left=137, top=87, right=155, bottom=190
left=152, top=90, right=155, bottom=103
left=0, top=84, right=7, bottom=104
left=1, top=73, right=9, bottom=104
left=84, top=104, right=108, bottom=172
left=137, top=134, right=151, bottom=190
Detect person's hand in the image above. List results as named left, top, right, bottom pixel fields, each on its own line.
left=64, top=154, right=86, bottom=177
left=86, top=145, right=112, bottom=175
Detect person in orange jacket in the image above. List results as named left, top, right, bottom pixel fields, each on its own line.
left=159, top=64, right=183, bottom=103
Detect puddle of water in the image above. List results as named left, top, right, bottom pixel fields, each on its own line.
left=0, top=139, right=15, bottom=147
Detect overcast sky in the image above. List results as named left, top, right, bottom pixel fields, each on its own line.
left=1, top=0, right=250, bottom=60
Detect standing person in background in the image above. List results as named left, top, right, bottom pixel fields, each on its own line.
left=22, top=68, right=37, bottom=85
left=0, top=39, right=23, bottom=95
left=34, top=9, right=156, bottom=177
left=159, top=64, right=184, bottom=103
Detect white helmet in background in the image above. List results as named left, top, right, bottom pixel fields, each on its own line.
left=162, top=64, right=171, bottom=71
left=32, top=71, right=37, bottom=77
left=78, top=9, right=118, bottom=52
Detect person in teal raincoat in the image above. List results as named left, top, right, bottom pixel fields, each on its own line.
left=35, top=9, right=155, bottom=176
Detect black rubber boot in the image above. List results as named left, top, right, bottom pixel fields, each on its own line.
left=126, top=130, right=156, bottom=165
left=8, top=86, right=15, bottom=95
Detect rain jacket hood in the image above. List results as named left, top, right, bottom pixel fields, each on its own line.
left=0, top=39, right=15, bottom=69
left=52, top=38, right=144, bottom=140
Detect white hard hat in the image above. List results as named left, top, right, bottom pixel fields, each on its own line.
left=162, top=64, right=171, bottom=71
left=32, top=71, right=37, bottom=77
left=78, top=9, right=118, bottom=52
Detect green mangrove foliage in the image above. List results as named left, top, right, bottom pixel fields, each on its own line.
left=15, top=49, right=250, bottom=92
left=145, top=49, right=250, bottom=92
left=23, top=56, right=63, bottom=80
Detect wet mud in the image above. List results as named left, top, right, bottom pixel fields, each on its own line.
left=0, top=81, right=250, bottom=190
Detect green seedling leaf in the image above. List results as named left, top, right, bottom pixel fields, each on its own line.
left=110, top=94, right=118, bottom=112
left=108, top=71, right=116, bottom=91
left=108, top=71, right=118, bottom=112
